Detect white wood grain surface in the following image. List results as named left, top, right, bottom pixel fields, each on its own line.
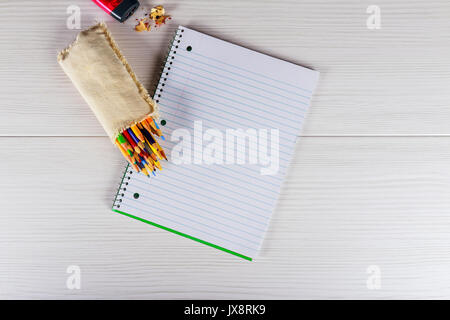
left=1, top=0, right=450, bottom=136
left=2, top=137, right=450, bottom=299
left=1, top=0, right=450, bottom=299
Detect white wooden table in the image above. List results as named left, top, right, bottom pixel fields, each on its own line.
left=1, top=0, right=450, bottom=299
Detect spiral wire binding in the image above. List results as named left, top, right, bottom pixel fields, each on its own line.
left=112, top=26, right=184, bottom=210
left=112, top=165, right=133, bottom=210
left=151, top=26, right=184, bottom=98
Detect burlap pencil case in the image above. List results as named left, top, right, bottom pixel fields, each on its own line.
left=57, top=22, right=157, bottom=141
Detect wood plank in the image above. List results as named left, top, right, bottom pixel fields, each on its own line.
left=1, top=0, right=450, bottom=136
left=1, top=136, right=450, bottom=298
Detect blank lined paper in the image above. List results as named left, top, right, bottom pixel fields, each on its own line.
left=114, top=26, right=320, bottom=260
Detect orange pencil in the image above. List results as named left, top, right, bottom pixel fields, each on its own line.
left=145, top=117, right=162, bottom=137
left=130, top=153, right=141, bottom=167
left=115, top=140, right=140, bottom=172
left=144, top=148, right=161, bottom=170
left=141, top=166, right=150, bottom=177
left=139, top=120, right=154, bottom=136
left=142, top=117, right=158, bottom=136
left=144, top=117, right=163, bottom=138
left=151, top=117, right=166, bottom=140
left=143, top=162, right=152, bottom=173
left=145, top=158, right=155, bottom=171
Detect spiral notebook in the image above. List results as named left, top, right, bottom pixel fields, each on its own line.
left=113, top=26, right=320, bottom=260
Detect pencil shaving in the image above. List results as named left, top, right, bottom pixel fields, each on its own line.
left=150, top=5, right=171, bottom=26
left=134, top=5, right=171, bottom=32
left=135, top=19, right=151, bottom=32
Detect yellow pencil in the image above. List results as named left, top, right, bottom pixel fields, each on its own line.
left=132, top=124, right=151, bottom=151
left=152, top=139, right=167, bottom=160
left=145, top=150, right=161, bottom=170
left=153, top=158, right=162, bottom=170
left=143, top=162, right=152, bottom=173
left=130, top=124, right=145, bottom=143
left=141, top=167, right=150, bottom=176
left=146, top=145, right=158, bottom=162
left=144, top=135, right=163, bottom=160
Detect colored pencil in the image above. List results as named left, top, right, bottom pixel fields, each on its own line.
left=117, top=133, right=134, bottom=156
left=143, top=127, right=167, bottom=161
left=139, top=119, right=154, bottom=136
left=127, top=128, right=146, bottom=151
left=147, top=116, right=165, bottom=140
left=114, top=116, right=167, bottom=176
left=130, top=124, right=146, bottom=143
left=139, top=126, right=161, bottom=155
left=122, top=130, right=141, bottom=153
left=115, top=139, right=140, bottom=172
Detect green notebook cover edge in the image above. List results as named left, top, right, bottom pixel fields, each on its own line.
left=112, top=209, right=252, bottom=261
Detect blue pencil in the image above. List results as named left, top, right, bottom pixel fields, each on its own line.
left=152, top=118, right=165, bottom=140
left=127, top=128, right=141, bottom=145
